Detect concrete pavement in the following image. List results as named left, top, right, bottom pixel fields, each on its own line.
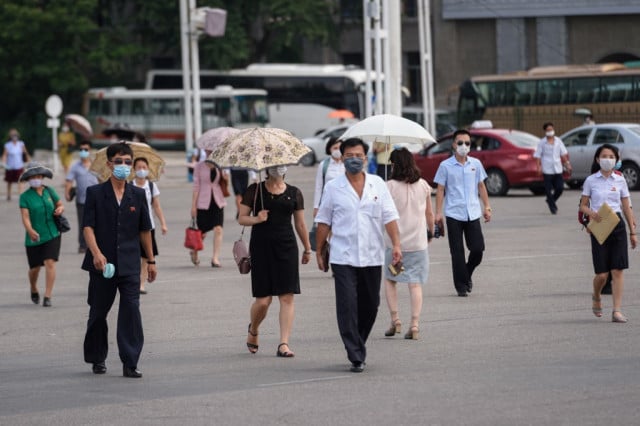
left=1, top=152, right=639, bottom=425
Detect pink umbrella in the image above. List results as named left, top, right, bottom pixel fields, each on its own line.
left=64, top=114, right=93, bottom=139
left=196, top=127, right=240, bottom=151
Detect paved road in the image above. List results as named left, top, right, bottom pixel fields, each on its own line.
left=1, top=153, right=639, bottom=425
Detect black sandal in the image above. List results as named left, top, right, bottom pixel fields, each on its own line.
left=247, top=324, right=259, bottom=354
left=276, top=343, right=295, bottom=358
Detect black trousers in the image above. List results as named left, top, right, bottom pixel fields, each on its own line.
left=332, top=264, right=381, bottom=364
left=75, top=202, right=86, bottom=250
left=445, top=217, right=485, bottom=293
left=543, top=173, right=564, bottom=212
left=83, top=272, right=144, bottom=368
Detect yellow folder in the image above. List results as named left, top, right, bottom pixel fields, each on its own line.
left=587, top=202, right=620, bottom=245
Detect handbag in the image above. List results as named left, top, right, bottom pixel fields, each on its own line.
left=233, top=182, right=260, bottom=274
left=53, top=214, right=71, bottom=233
left=184, top=218, right=203, bottom=251
left=308, top=223, right=317, bottom=252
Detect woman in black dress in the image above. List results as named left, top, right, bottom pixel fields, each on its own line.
left=238, top=166, right=312, bottom=357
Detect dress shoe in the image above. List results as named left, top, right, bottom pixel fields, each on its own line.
left=92, top=362, right=107, bottom=374
left=350, top=362, right=365, bottom=373
left=31, top=292, right=40, bottom=305
left=457, top=291, right=468, bottom=297
left=466, top=280, right=473, bottom=293
left=42, top=297, right=52, bottom=307
left=123, top=366, right=143, bottom=378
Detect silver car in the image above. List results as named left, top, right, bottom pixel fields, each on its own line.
left=561, top=123, right=640, bottom=190
left=299, top=123, right=353, bottom=166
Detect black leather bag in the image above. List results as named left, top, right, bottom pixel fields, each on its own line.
left=54, top=215, right=71, bottom=233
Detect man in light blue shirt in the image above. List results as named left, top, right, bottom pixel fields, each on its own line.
left=533, top=122, right=571, bottom=214
left=315, top=138, right=402, bottom=373
left=434, top=130, right=492, bottom=297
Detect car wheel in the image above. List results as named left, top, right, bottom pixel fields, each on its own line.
left=299, top=151, right=316, bottom=167
left=566, top=180, right=583, bottom=190
left=621, top=162, right=640, bottom=190
left=485, top=169, right=508, bottom=196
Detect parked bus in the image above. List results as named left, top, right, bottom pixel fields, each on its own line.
left=82, top=86, right=268, bottom=149
left=145, top=64, right=381, bottom=138
left=457, top=63, right=640, bottom=135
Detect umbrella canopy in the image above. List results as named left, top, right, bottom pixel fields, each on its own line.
left=90, top=141, right=165, bottom=182
left=207, top=127, right=311, bottom=171
left=196, top=127, right=240, bottom=151
left=64, top=114, right=93, bottom=139
left=328, top=109, right=355, bottom=119
left=102, top=123, right=136, bottom=140
left=340, top=113, right=436, bottom=146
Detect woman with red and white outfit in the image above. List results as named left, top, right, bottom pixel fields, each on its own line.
left=190, top=153, right=228, bottom=267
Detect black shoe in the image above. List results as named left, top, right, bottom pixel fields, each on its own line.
left=31, top=292, right=40, bottom=305
left=350, top=362, right=365, bottom=373
left=42, top=297, right=51, bottom=307
left=123, top=366, right=142, bottom=378
left=92, top=362, right=107, bottom=374
left=457, top=291, right=468, bottom=297
left=466, top=280, right=473, bottom=293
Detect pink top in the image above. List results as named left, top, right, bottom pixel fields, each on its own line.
left=193, top=161, right=227, bottom=210
left=385, top=178, right=431, bottom=251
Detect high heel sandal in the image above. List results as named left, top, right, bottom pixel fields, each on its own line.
left=592, top=295, right=603, bottom=318
left=384, top=312, right=401, bottom=337
left=404, top=326, right=419, bottom=340
left=276, top=343, right=295, bottom=358
left=246, top=324, right=259, bottom=353
left=612, top=310, right=628, bottom=323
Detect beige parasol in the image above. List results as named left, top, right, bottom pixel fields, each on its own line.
left=196, top=127, right=240, bottom=151
left=90, top=141, right=165, bottom=182
left=64, top=114, right=93, bottom=139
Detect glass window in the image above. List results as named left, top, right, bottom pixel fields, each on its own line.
left=513, top=80, right=536, bottom=106
left=600, top=76, right=633, bottom=102
left=501, top=131, right=539, bottom=148
left=568, top=78, right=599, bottom=104
left=593, top=128, right=623, bottom=145
left=538, top=78, right=569, bottom=104
left=562, top=128, right=592, bottom=147
left=430, top=138, right=454, bottom=155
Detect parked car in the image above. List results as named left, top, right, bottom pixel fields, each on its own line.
left=299, top=123, right=353, bottom=166
left=560, top=123, right=640, bottom=190
left=414, top=127, right=545, bottom=196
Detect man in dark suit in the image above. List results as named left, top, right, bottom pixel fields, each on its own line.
left=82, top=142, right=157, bottom=378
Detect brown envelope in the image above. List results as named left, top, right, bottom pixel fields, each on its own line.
left=587, top=202, right=620, bottom=245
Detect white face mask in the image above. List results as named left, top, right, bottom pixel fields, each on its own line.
left=29, top=179, right=42, bottom=188
left=135, top=169, right=149, bottom=179
left=599, top=158, right=616, bottom=172
left=456, top=144, right=470, bottom=157
left=545, top=130, right=555, bottom=138
left=331, top=149, right=342, bottom=160
left=268, top=166, right=287, bottom=177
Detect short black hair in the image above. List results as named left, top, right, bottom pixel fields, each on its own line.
left=79, top=140, right=92, bottom=148
left=106, top=142, right=133, bottom=161
left=339, top=138, right=369, bottom=155
left=325, top=137, right=340, bottom=155
left=133, top=157, right=149, bottom=168
left=543, top=122, right=554, bottom=130
left=452, top=129, right=470, bottom=140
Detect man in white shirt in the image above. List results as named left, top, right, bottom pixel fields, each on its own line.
left=533, top=122, right=572, bottom=214
left=315, top=138, right=402, bottom=373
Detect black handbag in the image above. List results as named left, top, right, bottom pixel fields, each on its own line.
left=54, top=214, right=71, bottom=233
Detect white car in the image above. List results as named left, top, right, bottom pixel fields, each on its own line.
left=299, top=123, right=353, bottom=166
left=561, top=123, right=640, bottom=190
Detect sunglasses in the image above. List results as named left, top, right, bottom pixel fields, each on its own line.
left=456, top=141, right=471, bottom=146
left=110, top=158, right=133, bottom=165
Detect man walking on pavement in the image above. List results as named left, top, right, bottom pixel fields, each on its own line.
left=534, top=122, right=572, bottom=214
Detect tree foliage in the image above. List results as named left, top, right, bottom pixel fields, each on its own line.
left=0, top=0, right=337, bottom=146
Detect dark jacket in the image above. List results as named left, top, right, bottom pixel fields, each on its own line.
left=82, top=181, right=152, bottom=276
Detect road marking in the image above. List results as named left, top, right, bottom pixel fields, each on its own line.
left=257, top=375, right=351, bottom=388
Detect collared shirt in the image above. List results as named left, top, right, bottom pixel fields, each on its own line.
left=19, top=187, right=60, bottom=246
left=533, top=136, right=567, bottom=174
left=66, top=160, right=99, bottom=204
left=4, top=140, right=25, bottom=170
left=434, top=155, right=487, bottom=221
left=315, top=173, right=399, bottom=267
left=582, top=171, right=629, bottom=213
left=313, top=158, right=345, bottom=209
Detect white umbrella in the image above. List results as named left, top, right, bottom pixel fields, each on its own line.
left=340, top=113, right=436, bottom=146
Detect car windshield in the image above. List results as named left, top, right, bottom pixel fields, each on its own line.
left=628, top=126, right=640, bottom=137
left=500, top=130, right=539, bottom=148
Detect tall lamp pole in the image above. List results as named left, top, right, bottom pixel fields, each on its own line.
left=417, top=0, right=436, bottom=134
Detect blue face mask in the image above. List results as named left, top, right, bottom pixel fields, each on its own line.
left=344, top=157, right=364, bottom=174
left=113, top=165, right=131, bottom=180
left=615, top=160, right=622, bottom=170
left=79, top=150, right=90, bottom=159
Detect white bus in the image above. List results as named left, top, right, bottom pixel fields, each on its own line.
left=82, top=86, right=269, bottom=149
left=145, top=64, right=379, bottom=138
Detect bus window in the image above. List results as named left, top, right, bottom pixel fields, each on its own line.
left=513, top=80, right=535, bottom=106
left=569, top=78, right=599, bottom=104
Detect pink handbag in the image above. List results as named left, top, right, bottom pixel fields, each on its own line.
left=233, top=235, right=251, bottom=274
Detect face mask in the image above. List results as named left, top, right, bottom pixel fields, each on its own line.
left=545, top=130, right=555, bottom=138
left=344, top=157, right=364, bottom=174
left=268, top=166, right=287, bottom=177
left=615, top=160, right=622, bottom=170
left=62, top=125, right=69, bottom=132
left=29, top=179, right=42, bottom=188
left=331, top=149, right=342, bottom=160
left=79, top=150, right=90, bottom=159
left=113, top=165, right=131, bottom=180
left=10, top=135, right=18, bottom=140
left=599, top=158, right=615, bottom=172
left=135, top=169, right=149, bottom=179
left=456, top=144, right=470, bottom=157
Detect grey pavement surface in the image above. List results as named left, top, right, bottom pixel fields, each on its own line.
left=1, top=152, right=640, bottom=425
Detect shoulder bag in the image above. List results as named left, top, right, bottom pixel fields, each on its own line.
left=233, top=182, right=260, bottom=274
left=45, top=187, right=70, bottom=233
left=184, top=218, right=203, bottom=251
